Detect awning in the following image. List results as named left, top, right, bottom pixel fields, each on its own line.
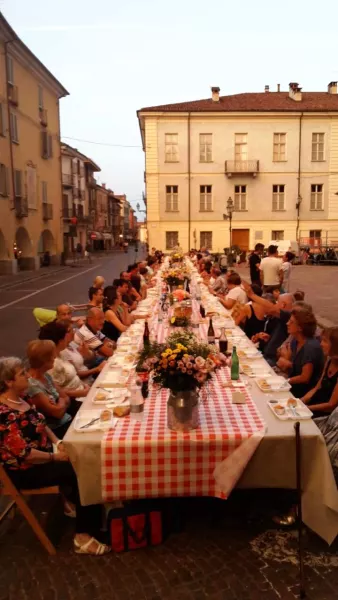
left=89, top=231, right=103, bottom=240
left=103, top=233, right=112, bottom=241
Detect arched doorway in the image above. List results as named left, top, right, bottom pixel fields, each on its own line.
left=0, top=230, right=7, bottom=260
left=15, top=227, right=32, bottom=257
left=38, top=229, right=55, bottom=254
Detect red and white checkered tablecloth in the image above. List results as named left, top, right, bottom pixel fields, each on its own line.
left=101, top=365, right=266, bottom=501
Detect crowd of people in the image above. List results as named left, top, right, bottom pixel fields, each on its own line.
left=1, top=243, right=337, bottom=554
left=0, top=254, right=162, bottom=555
left=191, top=244, right=338, bottom=478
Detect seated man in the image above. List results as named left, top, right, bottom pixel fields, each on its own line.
left=74, top=307, right=114, bottom=357
left=88, top=286, right=104, bottom=309
left=33, top=303, right=85, bottom=328
left=210, top=267, right=228, bottom=295
left=242, top=281, right=294, bottom=366
left=113, top=278, right=136, bottom=310
left=120, top=271, right=142, bottom=302
left=217, top=273, right=248, bottom=310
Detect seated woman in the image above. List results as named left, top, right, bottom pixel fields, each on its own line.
left=102, top=286, right=132, bottom=342
left=0, top=357, right=110, bottom=555
left=26, top=340, right=72, bottom=438
left=301, top=327, right=338, bottom=417
left=277, top=308, right=324, bottom=398
left=217, top=273, right=248, bottom=311
left=234, top=284, right=266, bottom=339
left=39, top=321, right=91, bottom=407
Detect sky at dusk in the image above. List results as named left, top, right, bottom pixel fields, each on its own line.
left=2, top=0, right=338, bottom=219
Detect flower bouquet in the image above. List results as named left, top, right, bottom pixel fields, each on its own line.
left=169, top=315, right=191, bottom=328
left=169, top=289, right=191, bottom=305
left=162, top=269, right=185, bottom=288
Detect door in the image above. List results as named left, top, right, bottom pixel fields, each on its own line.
left=232, top=229, right=250, bottom=251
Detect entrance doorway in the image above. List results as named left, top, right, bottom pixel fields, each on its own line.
left=232, top=229, right=250, bottom=251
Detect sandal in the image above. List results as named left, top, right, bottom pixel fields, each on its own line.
left=74, top=537, right=111, bottom=555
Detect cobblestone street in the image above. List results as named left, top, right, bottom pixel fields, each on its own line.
left=1, top=493, right=338, bottom=600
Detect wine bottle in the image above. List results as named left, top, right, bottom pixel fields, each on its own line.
left=143, top=321, right=150, bottom=347
left=208, top=318, right=215, bottom=344
left=219, top=327, right=228, bottom=354
left=200, top=304, right=206, bottom=318
left=231, top=346, right=239, bottom=380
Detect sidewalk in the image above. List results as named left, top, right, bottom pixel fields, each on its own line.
left=0, top=251, right=120, bottom=289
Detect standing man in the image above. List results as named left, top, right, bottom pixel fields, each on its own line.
left=259, top=244, right=283, bottom=293
left=249, top=243, right=264, bottom=286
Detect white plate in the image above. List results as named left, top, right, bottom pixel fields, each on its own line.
left=256, top=377, right=291, bottom=393
left=74, top=409, right=117, bottom=432
left=92, top=389, right=131, bottom=404
left=267, top=398, right=313, bottom=420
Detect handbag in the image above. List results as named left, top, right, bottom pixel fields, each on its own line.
left=108, top=501, right=163, bottom=552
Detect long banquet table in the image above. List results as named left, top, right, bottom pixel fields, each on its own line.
left=64, top=262, right=338, bottom=545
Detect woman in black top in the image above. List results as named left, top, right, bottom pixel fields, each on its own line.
left=234, top=284, right=266, bottom=339
left=102, top=286, right=130, bottom=342
left=301, top=327, right=338, bottom=417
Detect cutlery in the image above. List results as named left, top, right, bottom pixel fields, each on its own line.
left=79, top=417, right=100, bottom=430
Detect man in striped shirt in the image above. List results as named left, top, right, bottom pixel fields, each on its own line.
left=74, top=308, right=114, bottom=357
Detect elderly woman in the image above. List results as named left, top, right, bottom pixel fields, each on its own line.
left=0, top=357, right=110, bottom=555
left=301, top=327, right=338, bottom=416
left=38, top=321, right=91, bottom=405
left=26, top=340, right=72, bottom=438
left=277, top=308, right=324, bottom=398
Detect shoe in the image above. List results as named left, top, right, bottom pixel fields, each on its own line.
left=74, top=537, right=111, bottom=555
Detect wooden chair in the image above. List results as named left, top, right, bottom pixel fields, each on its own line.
left=0, top=465, right=59, bottom=555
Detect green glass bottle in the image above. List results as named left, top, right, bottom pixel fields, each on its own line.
left=231, top=346, right=239, bottom=380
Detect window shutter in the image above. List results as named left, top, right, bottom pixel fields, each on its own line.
left=0, top=104, right=4, bottom=136
left=48, top=134, right=53, bottom=158
left=310, top=192, right=316, bottom=210
left=317, top=192, right=323, bottom=210
left=173, top=190, right=178, bottom=211
left=41, top=131, right=48, bottom=158
left=272, top=192, right=278, bottom=211
left=14, top=170, right=22, bottom=197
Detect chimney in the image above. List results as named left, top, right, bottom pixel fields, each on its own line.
left=264, top=85, right=269, bottom=93
left=211, top=86, right=220, bottom=102
left=289, top=82, right=302, bottom=102
left=102, top=183, right=106, bottom=189
left=277, top=83, right=280, bottom=92
left=328, top=81, right=338, bottom=94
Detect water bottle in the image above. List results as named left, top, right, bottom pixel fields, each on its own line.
left=231, top=346, right=239, bottom=381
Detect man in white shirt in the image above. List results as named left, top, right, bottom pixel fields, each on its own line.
left=259, top=245, right=283, bottom=292
left=218, top=272, right=248, bottom=310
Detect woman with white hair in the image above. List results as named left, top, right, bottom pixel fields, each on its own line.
left=0, top=357, right=110, bottom=555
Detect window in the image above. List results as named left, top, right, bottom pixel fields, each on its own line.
left=200, top=231, right=212, bottom=249
left=41, top=131, right=53, bottom=159
left=310, top=184, right=323, bottom=210
left=165, top=185, right=178, bottom=211
left=272, top=184, right=285, bottom=211
left=309, top=229, right=322, bottom=240
left=165, top=134, right=178, bottom=162
left=166, top=231, right=179, bottom=250
left=14, top=170, right=22, bottom=197
left=199, top=185, right=212, bottom=211
left=271, top=230, right=284, bottom=241
left=234, top=185, right=247, bottom=210
left=199, top=134, right=212, bottom=162
left=312, top=133, right=324, bottom=161
left=273, top=133, right=286, bottom=161
left=0, top=164, right=8, bottom=196
left=42, top=181, right=48, bottom=203
left=0, top=104, right=5, bottom=136
left=7, top=55, right=14, bottom=84
left=235, top=134, right=247, bottom=161
left=10, top=113, right=18, bottom=143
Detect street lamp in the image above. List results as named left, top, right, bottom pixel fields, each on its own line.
left=223, top=196, right=235, bottom=248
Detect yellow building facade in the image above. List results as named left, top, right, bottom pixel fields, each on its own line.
left=138, top=84, right=338, bottom=253
left=0, top=14, right=68, bottom=273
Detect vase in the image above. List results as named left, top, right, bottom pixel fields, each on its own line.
left=167, top=389, right=199, bottom=432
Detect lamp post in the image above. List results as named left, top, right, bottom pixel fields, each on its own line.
left=223, top=196, right=234, bottom=248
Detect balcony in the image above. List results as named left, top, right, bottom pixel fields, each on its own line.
left=14, top=197, right=28, bottom=218
left=8, top=84, right=19, bottom=106
left=62, top=173, right=72, bottom=187
left=39, top=108, right=48, bottom=127
left=225, top=160, right=259, bottom=178
left=87, top=175, right=96, bottom=188
left=42, top=202, right=53, bottom=220
left=79, top=189, right=86, bottom=201
left=62, top=207, right=75, bottom=219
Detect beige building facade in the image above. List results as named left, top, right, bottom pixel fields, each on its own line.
left=138, top=83, right=338, bottom=253
left=0, top=14, right=68, bottom=273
